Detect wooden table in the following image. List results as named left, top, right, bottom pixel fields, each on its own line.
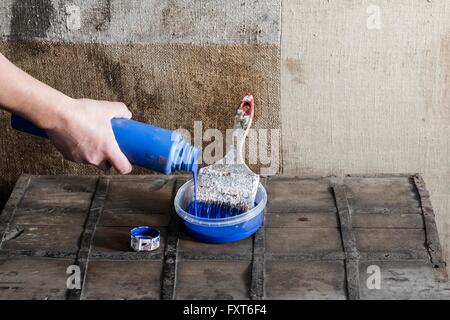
left=0, top=174, right=449, bottom=299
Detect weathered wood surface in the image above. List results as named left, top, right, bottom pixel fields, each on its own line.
left=0, top=174, right=449, bottom=300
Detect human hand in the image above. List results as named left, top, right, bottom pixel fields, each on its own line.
left=46, top=98, right=133, bottom=174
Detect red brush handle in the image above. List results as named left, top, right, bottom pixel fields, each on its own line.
left=238, top=94, right=254, bottom=117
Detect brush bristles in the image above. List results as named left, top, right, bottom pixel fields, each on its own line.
left=196, top=164, right=259, bottom=212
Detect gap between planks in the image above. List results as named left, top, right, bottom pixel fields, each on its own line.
left=160, top=178, right=185, bottom=300
left=66, top=177, right=109, bottom=300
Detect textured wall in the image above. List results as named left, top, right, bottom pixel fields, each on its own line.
left=0, top=0, right=281, bottom=206
left=281, top=0, right=450, bottom=267
left=1, top=0, right=280, bottom=44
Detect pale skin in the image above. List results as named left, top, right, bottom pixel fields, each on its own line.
left=0, top=52, right=132, bottom=174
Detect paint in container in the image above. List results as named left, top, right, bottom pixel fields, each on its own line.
left=175, top=179, right=267, bottom=243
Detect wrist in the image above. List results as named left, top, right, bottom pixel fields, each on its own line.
left=37, top=95, right=78, bottom=130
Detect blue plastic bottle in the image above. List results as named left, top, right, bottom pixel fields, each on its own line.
left=11, top=115, right=199, bottom=175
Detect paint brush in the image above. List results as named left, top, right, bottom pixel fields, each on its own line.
left=195, top=94, right=260, bottom=213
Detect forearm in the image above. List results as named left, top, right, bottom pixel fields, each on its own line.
left=0, top=52, right=74, bottom=129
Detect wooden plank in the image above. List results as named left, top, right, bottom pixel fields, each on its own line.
left=345, top=176, right=421, bottom=211
left=266, top=177, right=336, bottom=212
left=352, top=213, right=424, bottom=229
left=12, top=207, right=89, bottom=226
left=265, top=211, right=339, bottom=228
left=265, top=227, right=343, bottom=255
left=175, top=260, right=251, bottom=300
left=359, top=261, right=450, bottom=300
left=83, top=260, right=163, bottom=300
left=354, top=228, right=428, bottom=256
left=265, top=252, right=345, bottom=261
left=99, top=210, right=171, bottom=227
left=19, top=176, right=97, bottom=210
left=351, top=208, right=422, bottom=215
left=358, top=252, right=430, bottom=261
left=0, top=249, right=75, bottom=259
left=265, top=260, right=347, bottom=299
left=0, top=256, right=72, bottom=300
left=104, top=177, right=174, bottom=212
left=1, top=224, right=83, bottom=253
left=100, top=176, right=174, bottom=226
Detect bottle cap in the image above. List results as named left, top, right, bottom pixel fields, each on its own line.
left=130, top=226, right=160, bottom=252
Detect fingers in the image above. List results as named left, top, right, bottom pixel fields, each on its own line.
left=107, top=139, right=132, bottom=174
left=104, top=102, right=132, bottom=174
left=109, top=102, right=132, bottom=119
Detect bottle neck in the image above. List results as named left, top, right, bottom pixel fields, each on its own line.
left=171, top=139, right=199, bottom=173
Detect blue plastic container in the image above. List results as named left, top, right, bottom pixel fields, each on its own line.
left=174, top=180, right=267, bottom=243
left=11, top=115, right=199, bottom=174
